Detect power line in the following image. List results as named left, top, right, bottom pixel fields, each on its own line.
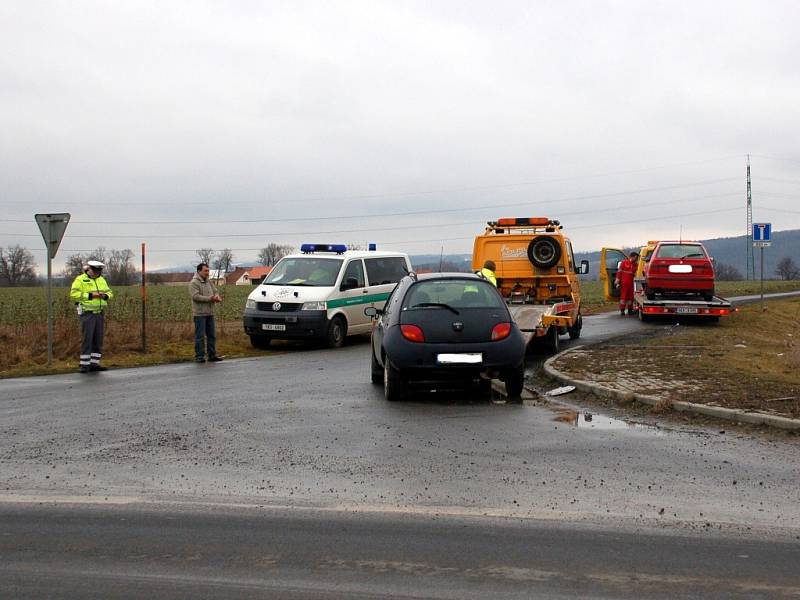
left=0, top=177, right=741, bottom=225
left=20, top=205, right=744, bottom=254
left=0, top=192, right=740, bottom=240
left=0, top=155, right=742, bottom=208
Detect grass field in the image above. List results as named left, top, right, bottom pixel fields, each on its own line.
left=0, top=280, right=798, bottom=378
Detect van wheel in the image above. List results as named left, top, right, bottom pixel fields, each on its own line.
left=527, top=236, right=562, bottom=269
left=504, top=365, right=525, bottom=399
left=543, top=326, right=560, bottom=354
left=384, top=361, right=405, bottom=401
left=370, top=347, right=383, bottom=384
left=249, top=335, right=272, bottom=349
left=326, top=315, right=346, bottom=348
left=568, top=313, right=583, bottom=339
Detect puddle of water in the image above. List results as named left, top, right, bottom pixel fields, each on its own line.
left=551, top=407, right=662, bottom=433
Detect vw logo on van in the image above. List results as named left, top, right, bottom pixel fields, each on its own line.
left=272, top=302, right=282, bottom=312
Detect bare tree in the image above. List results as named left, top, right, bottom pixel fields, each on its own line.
left=213, top=248, right=234, bottom=274
left=196, top=248, right=215, bottom=267
left=63, top=253, right=88, bottom=279
left=107, top=248, right=137, bottom=285
left=257, top=243, right=294, bottom=266
left=776, top=256, right=800, bottom=280
left=0, top=245, right=37, bottom=286
left=714, top=262, right=743, bottom=281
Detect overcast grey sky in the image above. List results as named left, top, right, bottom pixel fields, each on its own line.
left=1, top=0, right=799, bottom=270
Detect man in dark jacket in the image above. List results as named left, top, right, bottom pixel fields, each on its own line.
left=189, top=263, right=223, bottom=363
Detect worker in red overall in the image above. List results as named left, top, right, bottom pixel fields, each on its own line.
left=614, top=251, right=639, bottom=316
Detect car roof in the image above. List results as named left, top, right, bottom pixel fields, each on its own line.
left=412, top=272, right=481, bottom=281
left=283, top=251, right=408, bottom=260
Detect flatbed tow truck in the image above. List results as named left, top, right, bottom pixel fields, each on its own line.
left=600, top=245, right=734, bottom=322
left=472, top=218, right=590, bottom=354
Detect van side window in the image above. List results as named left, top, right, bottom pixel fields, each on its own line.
left=341, top=260, right=365, bottom=289
left=383, top=280, right=405, bottom=317
left=365, top=257, right=408, bottom=286
left=566, top=240, right=575, bottom=270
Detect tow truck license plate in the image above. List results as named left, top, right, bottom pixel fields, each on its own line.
left=262, top=323, right=286, bottom=331
left=437, top=353, right=482, bottom=364
left=676, top=307, right=698, bottom=314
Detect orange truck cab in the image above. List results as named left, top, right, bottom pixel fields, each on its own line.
left=472, top=217, right=589, bottom=354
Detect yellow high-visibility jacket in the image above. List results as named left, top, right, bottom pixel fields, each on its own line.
left=478, top=268, right=497, bottom=287
left=70, top=273, right=114, bottom=311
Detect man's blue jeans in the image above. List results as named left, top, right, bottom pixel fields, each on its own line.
left=194, top=315, right=217, bottom=359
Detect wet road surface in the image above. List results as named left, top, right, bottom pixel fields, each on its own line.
left=1, top=296, right=799, bottom=597
left=3, top=502, right=800, bottom=599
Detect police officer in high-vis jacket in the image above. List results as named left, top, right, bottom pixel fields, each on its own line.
left=70, top=260, right=114, bottom=373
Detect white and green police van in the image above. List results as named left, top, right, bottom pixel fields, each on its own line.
left=243, top=244, right=412, bottom=348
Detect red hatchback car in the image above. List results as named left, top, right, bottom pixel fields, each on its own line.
left=644, top=241, right=715, bottom=301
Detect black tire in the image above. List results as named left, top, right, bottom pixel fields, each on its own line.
left=478, top=377, right=492, bottom=400
left=527, top=236, right=562, bottom=269
left=370, top=346, right=383, bottom=384
left=504, top=364, right=525, bottom=399
left=703, top=289, right=715, bottom=302
left=638, top=309, right=651, bottom=322
left=249, top=335, right=272, bottom=349
left=567, top=313, right=583, bottom=339
left=384, top=360, right=405, bottom=401
left=543, top=325, right=560, bottom=354
left=326, top=315, right=347, bottom=348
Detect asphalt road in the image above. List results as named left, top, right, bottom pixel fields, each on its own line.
left=1, top=293, right=799, bottom=597
left=3, top=503, right=799, bottom=599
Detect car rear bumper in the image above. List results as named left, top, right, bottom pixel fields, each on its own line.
left=646, top=276, right=714, bottom=292
left=384, top=328, right=526, bottom=378
left=243, top=309, right=328, bottom=339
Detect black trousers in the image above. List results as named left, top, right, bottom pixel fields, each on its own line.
left=79, top=312, right=104, bottom=366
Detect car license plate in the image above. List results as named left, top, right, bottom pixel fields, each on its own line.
left=262, top=323, right=286, bottom=331
left=668, top=265, right=693, bottom=273
left=676, top=307, right=698, bottom=314
left=437, top=353, right=482, bottom=364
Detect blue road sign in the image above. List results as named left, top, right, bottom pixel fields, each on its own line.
left=752, top=223, right=772, bottom=242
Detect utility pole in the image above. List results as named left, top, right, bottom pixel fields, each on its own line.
left=746, top=155, right=755, bottom=280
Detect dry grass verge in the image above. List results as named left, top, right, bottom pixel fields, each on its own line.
left=551, top=297, right=800, bottom=419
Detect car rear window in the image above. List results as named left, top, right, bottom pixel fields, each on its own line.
left=405, top=280, right=505, bottom=310
left=655, top=244, right=707, bottom=259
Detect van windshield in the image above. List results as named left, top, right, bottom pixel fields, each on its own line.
left=263, top=258, right=343, bottom=287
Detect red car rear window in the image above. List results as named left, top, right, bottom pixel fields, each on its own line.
left=655, top=244, right=707, bottom=259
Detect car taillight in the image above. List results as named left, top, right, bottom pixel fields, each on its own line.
left=491, top=322, right=511, bottom=341
left=400, top=324, right=425, bottom=343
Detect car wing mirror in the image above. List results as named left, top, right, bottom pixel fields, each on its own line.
left=576, top=259, right=590, bottom=275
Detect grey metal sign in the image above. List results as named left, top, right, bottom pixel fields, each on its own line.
left=35, top=213, right=70, bottom=259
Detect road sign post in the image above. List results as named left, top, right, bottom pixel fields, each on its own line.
left=34, top=213, right=70, bottom=367
left=752, top=223, right=772, bottom=312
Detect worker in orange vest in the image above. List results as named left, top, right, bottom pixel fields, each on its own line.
left=614, top=251, right=639, bottom=316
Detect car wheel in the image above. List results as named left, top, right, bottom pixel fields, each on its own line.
left=703, top=290, right=715, bottom=302
left=249, top=335, right=272, bottom=349
left=370, top=346, right=383, bottom=384
left=527, top=236, right=562, bottom=269
left=326, top=315, right=347, bottom=348
left=543, top=326, right=560, bottom=354
left=504, top=365, right=525, bottom=399
left=384, top=361, right=405, bottom=401
left=567, top=313, right=582, bottom=339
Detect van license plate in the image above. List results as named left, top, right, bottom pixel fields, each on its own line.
left=262, top=324, right=286, bottom=331
left=437, top=353, right=482, bottom=364
left=676, top=307, right=698, bottom=314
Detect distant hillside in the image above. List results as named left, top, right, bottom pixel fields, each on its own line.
left=413, top=229, right=800, bottom=280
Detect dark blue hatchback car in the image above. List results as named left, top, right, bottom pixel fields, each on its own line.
left=365, top=273, right=526, bottom=401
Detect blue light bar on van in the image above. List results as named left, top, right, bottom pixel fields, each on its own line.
left=368, top=243, right=377, bottom=251
left=300, top=243, right=348, bottom=254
